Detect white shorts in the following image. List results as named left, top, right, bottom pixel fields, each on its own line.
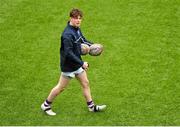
left=62, top=67, right=84, bottom=78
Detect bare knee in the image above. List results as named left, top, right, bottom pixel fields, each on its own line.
left=57, top=85, right=66, bottom=93
left=52, top=85, right=66, bottom=96
left=59, top=87, right=65, bottom=92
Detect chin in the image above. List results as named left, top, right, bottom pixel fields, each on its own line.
left=76, top=24, right=80, bottom=27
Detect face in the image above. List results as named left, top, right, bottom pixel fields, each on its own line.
left=70, top=16, right=82, bottom=28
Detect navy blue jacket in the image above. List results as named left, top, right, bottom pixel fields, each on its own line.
left=60, top=22, right=92, bottom=72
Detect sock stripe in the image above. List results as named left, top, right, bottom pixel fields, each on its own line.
left=88, top=104, right=94, bottom=108
left=87, top=101, right=93, bottom=105
left=46, top=99, right=52, bottom=104
left=89, top=105, right=94, bottom=109
left=44, top=108, right=51, bottom=111
left=44, top=104, right=49, bottom=107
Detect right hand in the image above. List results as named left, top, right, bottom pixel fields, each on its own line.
left=82, top=62, right=89, bottom=71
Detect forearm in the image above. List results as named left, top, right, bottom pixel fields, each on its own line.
left=82, top=40, right=93, bottom=46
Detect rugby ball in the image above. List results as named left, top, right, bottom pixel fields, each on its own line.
left=89, top=44, right=103, bottom=56
left=81, top=43, right=90, bottom=55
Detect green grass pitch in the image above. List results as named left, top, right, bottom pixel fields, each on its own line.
left=0, top=0, right=180, bottom=125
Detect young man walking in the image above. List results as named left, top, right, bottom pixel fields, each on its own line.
left=41, top=8, right=106, bottom=116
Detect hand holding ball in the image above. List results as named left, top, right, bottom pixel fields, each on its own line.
left=81, top=44, right=90, bottom=55
left=89, top=44, right=103, bottom=56
left=81, top=43, right=103, bottom=56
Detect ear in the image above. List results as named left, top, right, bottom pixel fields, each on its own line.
left=69, top=18, right=73, bottom=23
left=70, top=17, right=72, bottom=21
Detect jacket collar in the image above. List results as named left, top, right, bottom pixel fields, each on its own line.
left=67, top=21, right=79, bottom=31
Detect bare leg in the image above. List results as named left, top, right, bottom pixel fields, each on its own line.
left=41, top=74, right=70, bottom=116
left=76, top=71, right=106, bottom=112
left=47, top=74, right=70, bottom=102
left=76, top=71, right=92, bottom=102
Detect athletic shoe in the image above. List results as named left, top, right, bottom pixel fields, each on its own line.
left=41, top=103, right=56, bottom=116
left=89, top=105, right=106, bottom=112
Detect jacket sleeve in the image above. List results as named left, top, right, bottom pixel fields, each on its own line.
left=63, top=36, right=84, bottom=66
left=79, top=30, right=94, bottom=46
